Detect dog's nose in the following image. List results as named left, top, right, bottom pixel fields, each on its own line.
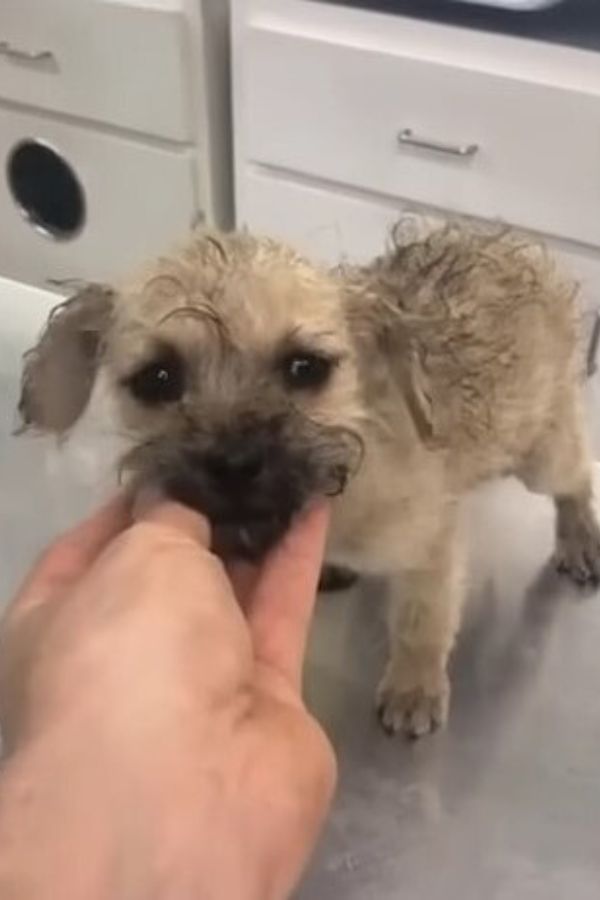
left=204, top=445, right=266, bottom=487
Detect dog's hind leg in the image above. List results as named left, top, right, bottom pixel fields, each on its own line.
left=377, top=517, right=466, bottom=738
left=318, top=564, right=358, bottom=593
left=518, top=391, right=600, bottom=586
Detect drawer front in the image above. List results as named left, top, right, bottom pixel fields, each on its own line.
left=239, top=170, right=404, bottom=265
left=0, top=0, right=192, bottom=140
left=242, top=27, right=600, bottom=248
left=0, top=107, right=198, bottom=287
left=239, top=171, right=600, bottom=331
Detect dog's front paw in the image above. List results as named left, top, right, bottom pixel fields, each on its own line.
left=376, top=665, right=449, bottom=739
left=554, top=516, right=600, bottom=586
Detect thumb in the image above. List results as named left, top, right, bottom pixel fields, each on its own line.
left=133, top=497, right=212, bottom=549
left=246, top=503, right=330, bottom=690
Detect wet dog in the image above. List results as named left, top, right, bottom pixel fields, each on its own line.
left=18, top=222, right=600, bottom=737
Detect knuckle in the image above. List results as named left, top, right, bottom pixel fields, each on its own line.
left=279, top=713, right=338, bottom=813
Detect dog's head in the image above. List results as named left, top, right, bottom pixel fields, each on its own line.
left=18, top=233, right=373, bottom=558
left=18, top=229, right=438, bottom=559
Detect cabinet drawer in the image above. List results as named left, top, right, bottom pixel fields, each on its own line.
left=240, top=169, right=403, bottom=264
left=0, top=107, right=198, bottom=287
left=240, top=170, right=600, bottom=336
left=0, top=0, right=192, bottom=140
left=243, top=27, right=600, bottom=249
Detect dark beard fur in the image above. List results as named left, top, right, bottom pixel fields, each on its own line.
left=121, top=415, right=363, bottom=560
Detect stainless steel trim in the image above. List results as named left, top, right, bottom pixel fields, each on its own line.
left=587, top=311, right=600, bottom=378
left=190, top=209, right=206, bottom=230
left=0, top=40, right=54, bottom=63
left=398, top=128, right=479, bottom=158
left=450, top=0, right=563, bottom=9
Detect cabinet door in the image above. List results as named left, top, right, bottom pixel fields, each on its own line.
left=0, top=0, right=192, bottom=140
left=0, top=106, right=198, bottom=287
left=240, top=170, right=406, bottom=265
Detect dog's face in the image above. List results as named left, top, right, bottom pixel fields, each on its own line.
left=19, top=233, right=368, bottom=559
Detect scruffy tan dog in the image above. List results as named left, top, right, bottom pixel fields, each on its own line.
left=18, top=222, right=600, bottom=738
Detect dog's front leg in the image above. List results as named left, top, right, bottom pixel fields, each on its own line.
left=377, top=522, right=465, bottom=739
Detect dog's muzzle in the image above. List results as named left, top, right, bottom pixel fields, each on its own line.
left=164, top=432, right=308, bottom=559
left=125, top=416, right=362, bottom=560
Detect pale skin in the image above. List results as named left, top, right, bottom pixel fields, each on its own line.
left=0, top=496, right=336, bottom=900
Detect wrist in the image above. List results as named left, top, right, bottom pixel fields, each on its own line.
left=0, top=725, right=121, bottom=900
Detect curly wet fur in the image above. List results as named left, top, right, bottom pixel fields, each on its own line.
left=343, top=223, right=580, bottom=479
left=18, top=220, right=600, bottom=737
left=331, top=222, right=599, bottom=735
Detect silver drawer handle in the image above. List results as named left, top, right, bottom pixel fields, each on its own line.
left=398, top=128, right=479, bottom=158
left=0, top=40, right=55, bottom=63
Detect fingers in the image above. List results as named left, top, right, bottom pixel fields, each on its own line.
left=246, top=503, right=330, bottom=690
left=133, top=498, right=211, bottom=549
left=226, top=561, right=259, bottom=612
left=15, top=493, right=132, bottom=611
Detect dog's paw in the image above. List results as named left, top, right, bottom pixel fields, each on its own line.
left=376, top=667, right=450, bottom=739
left=554, top=518, right=600, bottom=587
left=318, top=564, right=358, bottom=593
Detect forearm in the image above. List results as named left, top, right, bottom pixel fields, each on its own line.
left=0, top=739, right=283, bottom=900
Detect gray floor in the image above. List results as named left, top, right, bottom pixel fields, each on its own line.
left=1, top=284, right=600, bottom=900
left=301, top=379, right=600, bottom=900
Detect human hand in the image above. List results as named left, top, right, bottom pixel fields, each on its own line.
left=0, top=495, right=335, bottom=900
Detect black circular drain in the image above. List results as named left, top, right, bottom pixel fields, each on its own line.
left=7, top=139, right=85, bottom=240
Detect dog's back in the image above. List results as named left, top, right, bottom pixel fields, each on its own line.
left=362, top=224, right=581, bottom=489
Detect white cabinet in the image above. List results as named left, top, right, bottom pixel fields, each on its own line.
left=241, top=169, right=404, bottom=264
left=0, top=0, right=232, bottom=288
left=232, top=0, right=600, bottom=345
left=0, top=106, right=198, bottom=286
left=243, top=26, right=600, bottom=249
left=0, top=0, right=193, bottom=140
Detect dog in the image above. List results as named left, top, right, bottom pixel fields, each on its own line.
left=17, top=221, right=600, bottom=738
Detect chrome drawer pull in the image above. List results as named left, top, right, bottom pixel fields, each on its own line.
left=0, top=41, right=55, bottom=63
left=398, top=128, right=479, bottom=158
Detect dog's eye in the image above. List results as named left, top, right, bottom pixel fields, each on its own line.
left=281, top=353, right=333, bottom=390
left=126, top=349, right=185, bottom=406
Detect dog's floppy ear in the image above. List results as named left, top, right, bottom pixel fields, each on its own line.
left=378, top=322, right=436, bottom=443
left=344, top=277, right=439, bottom=444
left=18, top=284, right=115, bottom=434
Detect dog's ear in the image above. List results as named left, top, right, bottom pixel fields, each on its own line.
left=18, top=284, right=115, bottom=434
left=378, top=323, right=436, bottom=443
left=344, top=280, right=438, bottom=444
